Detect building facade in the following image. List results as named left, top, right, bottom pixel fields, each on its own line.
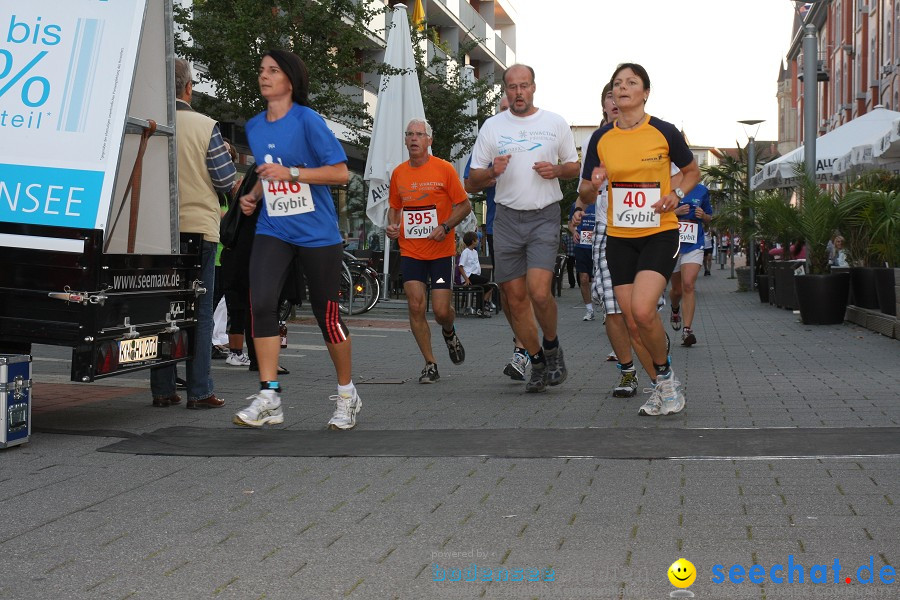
left=783, top=0, right=898, bottom=150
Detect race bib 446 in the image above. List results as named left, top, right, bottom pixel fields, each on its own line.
left=263, top=179, right=315, bottom=217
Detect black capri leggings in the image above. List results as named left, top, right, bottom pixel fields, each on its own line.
left=249, top=235, right=349, bottom=344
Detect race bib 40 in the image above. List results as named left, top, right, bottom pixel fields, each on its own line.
left=611, top=182, right=660, bottom=228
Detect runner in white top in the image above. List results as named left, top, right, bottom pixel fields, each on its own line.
left=469, top=64, right=580, bottom=394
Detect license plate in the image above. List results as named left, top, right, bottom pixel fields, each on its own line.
left=119, top=335, right=159, bottom=364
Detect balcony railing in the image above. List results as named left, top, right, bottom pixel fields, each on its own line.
left=431, top=0, right=513, bottom=68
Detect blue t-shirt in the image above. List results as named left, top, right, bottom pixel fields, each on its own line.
left=677, top=183, right=713, bottom=253
left=568, top=203, right=596, bottom=249
left=464, top=156, right=496, bottom=234
left=246, top=104, right=347, bottom=247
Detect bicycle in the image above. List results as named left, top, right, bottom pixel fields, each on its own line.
left=338, top=251, right=381, bottom=315
left=278, top=251, right=380, bottom=321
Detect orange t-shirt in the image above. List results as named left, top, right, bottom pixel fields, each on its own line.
left=389, top=156, right=468, bottom=260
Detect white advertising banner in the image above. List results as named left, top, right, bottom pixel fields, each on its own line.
left=0, top=0, right=145, bottom=230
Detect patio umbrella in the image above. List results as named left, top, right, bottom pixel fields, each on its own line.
left=874, top=117, right=900, bottom=160
left=751, top=106, right=900, bottom=190
left=364, top=3, right=426, bottom=298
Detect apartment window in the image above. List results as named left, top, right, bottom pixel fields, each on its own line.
left=835, top=1, right=842, bottom=45
left=871, top=34, right=877, bottom=83
left=857, top=45, right=863, bottom=91
left=886, top=20, right=892, bottom=68
left=836, top=66, right=843, bottom=109
left=896, top=3, right=900, bottom=62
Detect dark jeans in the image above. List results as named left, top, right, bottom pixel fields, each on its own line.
left=150, top=239, right=216, bottom=401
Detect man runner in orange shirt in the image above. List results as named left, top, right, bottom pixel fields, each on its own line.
left=386, top=119, right=472, bottom=383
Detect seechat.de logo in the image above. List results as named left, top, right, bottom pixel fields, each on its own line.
left=668, top=558, right=697, bottom=598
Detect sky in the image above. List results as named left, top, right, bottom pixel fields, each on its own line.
left=512, top=0, right=799, bottom=148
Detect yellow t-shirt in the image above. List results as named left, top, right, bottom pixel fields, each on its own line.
left=582, top=115, right=694, bottom=239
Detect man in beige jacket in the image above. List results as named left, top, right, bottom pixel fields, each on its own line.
left=150, top=58, right=236, bottom=409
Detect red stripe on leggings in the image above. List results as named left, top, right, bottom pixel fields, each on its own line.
left=326, top=300, right=346, bottom=344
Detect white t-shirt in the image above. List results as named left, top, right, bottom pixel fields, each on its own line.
left=459, top=247, right=481, bottom=277
left=471, top=109, right=578, bottom=211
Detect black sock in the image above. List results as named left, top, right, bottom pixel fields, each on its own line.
left=532, top=349, right=546, bottom=364
left=230, top=349, right=242, bottom=356
left=542, top=336, right=559, bottom=350
left=619, top=361, right=634, bottom=371
left=442, top=327, right=455, bottom=338
left=654, top=362, right=671, bottom=378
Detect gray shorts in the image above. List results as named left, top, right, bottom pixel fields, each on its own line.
left=492, top=203, right=560, bottom=283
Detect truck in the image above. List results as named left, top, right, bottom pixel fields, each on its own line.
left=0, top=0, right=203, bottom=382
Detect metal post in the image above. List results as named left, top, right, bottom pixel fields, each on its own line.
left=747, top=138, right=756, bottom=291
left=739, top=119, right=764, bottom=292
left=381, top=230, right=390, bottom=300
left=729, top=226, right=735, bottom=279
left=803, top=24, right=818, bottom=181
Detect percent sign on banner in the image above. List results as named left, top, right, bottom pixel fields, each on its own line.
left=0, top=50, right=50, bottom=107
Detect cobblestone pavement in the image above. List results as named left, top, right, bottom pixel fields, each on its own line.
left=2, top=263, right=898, bottom=599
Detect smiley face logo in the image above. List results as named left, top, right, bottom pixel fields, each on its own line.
left=668, top=558, right=696, bottom=588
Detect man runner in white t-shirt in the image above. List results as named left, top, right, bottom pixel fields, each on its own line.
left=470, top=64, right=580, bottom=392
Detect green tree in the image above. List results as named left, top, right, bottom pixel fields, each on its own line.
left=175, top=3, right=503, bottom=229
left=703, top=142, right=771, bottom=251
left=174, top=0, right=387, bottom=142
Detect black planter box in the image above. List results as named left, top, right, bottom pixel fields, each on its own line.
left=796, top=273, right=851, bottom=325
left=874, top=267, right=897, bottom=316
left=849, top=267, right=880, bottom=309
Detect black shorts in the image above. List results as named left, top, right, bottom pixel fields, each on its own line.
left=574, top=246, right=593, bottom=278
left=401, top=255, right=454, bottom=289
left=606, top=229, right=680, bottom=287
left=703, top=247, right=713, bottom=256
left=249, top=235, right=348, bottom=343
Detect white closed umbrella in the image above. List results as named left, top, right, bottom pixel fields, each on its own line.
left=364, top=3, right=426, bottom=299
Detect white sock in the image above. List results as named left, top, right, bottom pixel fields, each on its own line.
left=337, top=381, right=355, bottom=397
left=585, top=304, right=593, bottom=312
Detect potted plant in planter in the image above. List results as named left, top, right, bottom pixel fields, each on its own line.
left=841, top=172, right=900, bottom=311
left=842, top=180, right=900, bottom=316
left=753, top=191, right=800, bottom=309
left=786, top=175, right=850, bottom=324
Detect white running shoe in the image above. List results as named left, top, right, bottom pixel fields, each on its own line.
left=657, top=370, right=685, bottom=415
left=503, top=349, right=529, bottom=381
left=225, top=352, right=251, bottom=367
left=327, top=390, right=362, bottom=430
left=638, top=387, right=664, bottom=416
left=582, top=309, right=595, bottom=321
left=233, top=389, right=283, bottom=427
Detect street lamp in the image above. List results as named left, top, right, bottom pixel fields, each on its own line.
left=739, top=119, right=764, bottom=293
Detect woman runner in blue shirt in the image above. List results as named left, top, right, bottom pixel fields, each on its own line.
left=233, top=50, right=361, bottom=431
